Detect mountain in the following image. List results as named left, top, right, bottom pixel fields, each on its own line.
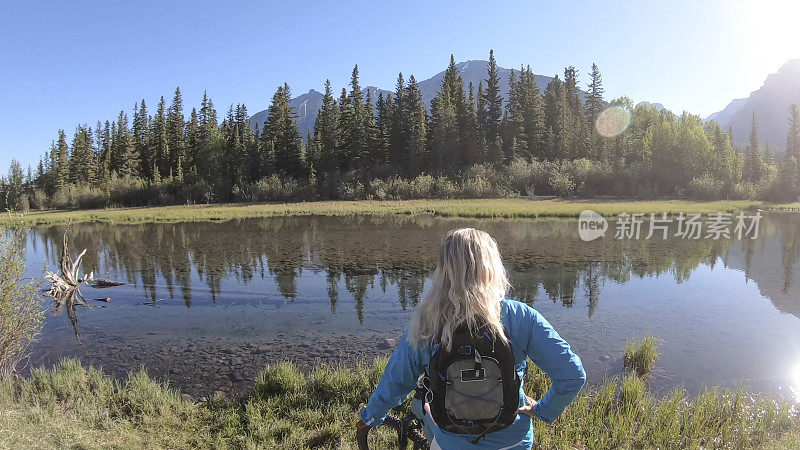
left=706, top=59, right=800, bottom=149
left=249, top=60, right=568, bottom=140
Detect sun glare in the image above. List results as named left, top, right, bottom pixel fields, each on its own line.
left=790, top=363, right=800, bottom=403
left=738, top=0, right=800, bottom=77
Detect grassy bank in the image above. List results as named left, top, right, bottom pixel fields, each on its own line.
left=4, top=198, right=799, bottom=225
left=1, top=358, right=798, bottom=449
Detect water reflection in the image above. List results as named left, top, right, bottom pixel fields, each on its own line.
left=21, top=213, right=800, bottom=400
left=26, top=214, right=800, bottom=323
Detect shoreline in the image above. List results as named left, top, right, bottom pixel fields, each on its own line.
left=4, top=198, right=799, bottom=226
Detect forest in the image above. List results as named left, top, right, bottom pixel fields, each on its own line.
left=2, top=51, right=799, bottom=211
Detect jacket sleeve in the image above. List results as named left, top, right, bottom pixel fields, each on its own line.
left=360, top=330, right=421, bottom=427
left=512, top=303, right=586, bottom=423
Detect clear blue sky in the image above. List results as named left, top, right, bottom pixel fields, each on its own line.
left=1, top=0, right=797, bottom=171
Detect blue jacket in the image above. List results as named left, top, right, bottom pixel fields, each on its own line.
left=361, top=299, right=586, bottom=449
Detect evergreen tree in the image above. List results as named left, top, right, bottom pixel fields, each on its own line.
left=481, top=50, right=503, bottom=165
left=543, top=76, right=567, bottom=160
left=463, top=82, right=480, bottom=166
left=430, top=81, right=459, bottom=173
left=68, top=125, right=95, bottom=184
left=313, top=80, right=340, bottom=176
left=55, top=130, right=69, bottom=190
left=4, top=160, right=25, bottom=210
left=133, top=100, right=151, bottom=179
left=46, top=140, right=58, bottom=194
left=197, top=91, right=220, bottom=179
left=405, top=75, right=427, bottom=176
left=586, top=63, right=605, bottom=159
left=363, top=88, right=383, bottom=168
left=265, top=84, right=305, bottom=179
left=151, top=97, right=170, bottom=178
left=389, top=73, right=408, bottom=171
left=563, top=66, right=588, bottom=159
left=114, top=111, right=139, bottom=178
left=98, top=121, right=111, bottom=179
left=375, top=92, right=391, bottom=166
left=185, top=108, right=200, bottom=177
left=167, top=87, right=186, bottom=175
left=743, top=111, right=765, bottom=183
left=339, top=66, right=367, bottom=172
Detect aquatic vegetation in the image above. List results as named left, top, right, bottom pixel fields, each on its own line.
left=624, top=335, right=659, bottom=377
left=1, top=357, right=799, bottom=449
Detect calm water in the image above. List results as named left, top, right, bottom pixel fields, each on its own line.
left=21, top=214, right=800, bottom=400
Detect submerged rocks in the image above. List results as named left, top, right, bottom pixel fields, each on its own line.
left=378, top=338, right=397, bottom=350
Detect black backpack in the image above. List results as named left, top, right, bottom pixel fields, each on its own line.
left=423, top=323, right=520, bottom=443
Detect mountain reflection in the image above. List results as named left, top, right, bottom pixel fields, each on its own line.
left=28, top=214, right=800, bottom=322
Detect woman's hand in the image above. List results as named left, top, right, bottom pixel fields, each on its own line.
left=518, top=395, right=538, bottom=418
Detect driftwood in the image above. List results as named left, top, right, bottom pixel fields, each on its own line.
left=43, top=224, right=124, bottom=340
left=91, top=278, right=126, bottom=288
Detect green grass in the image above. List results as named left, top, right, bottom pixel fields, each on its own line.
left=624, top=335, right=660, bottom=378
left=1, top=357, right=798, bottom=449
left=3, top=198, right=798, bottom=225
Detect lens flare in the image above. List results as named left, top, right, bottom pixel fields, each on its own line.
left=595, top=106, right=631, bottom=138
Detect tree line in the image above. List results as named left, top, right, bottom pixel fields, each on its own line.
left=2, top=50, right=799, bottom=211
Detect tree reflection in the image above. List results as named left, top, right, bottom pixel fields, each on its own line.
left=27, top=214, right=800, bottom=322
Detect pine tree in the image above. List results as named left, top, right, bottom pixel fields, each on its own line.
left=389, top=73, right=407, bottom=171
left=463, top=82, right=480, bottom=166
left=743, top=111, right=765, bottom=183
left=98, top=121, right=111, bottom=179
left=363, top=88, right=383, bottom=168
left=151, top=97, right=169, bottom=179
left=375, top=92, right=391, bottom=166
left=543, top=76, right=567, bottom=160
left=133, top=100, right=151, bottom=179
left=405, top=75, right=427, bottom=176
left=519, top=66, right=545, bottom=159
left=476, top=82, right=487, bottom=162
left=564, top=66, right=588, bottom=159
left=443, top=55, right=470, bottom=168
left=430, top=81, right=459, bottom=173
left=313, top=80, right=340, bottom=176
left=481, top=50, right=503, bottom=165
left=166, top=87, right=186, bottom=175
left=47, top=140, right=58, bottom=194
left=55, top=130, right=69, bottom=190
left=197, top=91, right=220, bottom=179
left=339, top=66, right=367, bottom=172
left=68, top=125, right=95, bottom=184
left=186, top=107, right=200, bottom=177
left=586, top=63, right=605, bottom=159
left=265, top=84, right=305, bottom=179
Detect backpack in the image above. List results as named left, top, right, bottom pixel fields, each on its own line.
left=422, top=323, right=520, bottom=443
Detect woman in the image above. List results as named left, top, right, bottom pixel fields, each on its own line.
left=357, top=228, right=586, bottom=449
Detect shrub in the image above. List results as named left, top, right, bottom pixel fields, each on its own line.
left=0, top=223, right=44, bottom=377
left=408, top=175, right=435, bottom=199
left=548, top=167, right=576, bottom=198
left=462, top=175, right=495, bottom=198
left=686, top=174, right=723, bottom=200
left=249, top=175, right=304, bottom=202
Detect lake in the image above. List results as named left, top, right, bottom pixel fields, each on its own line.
left=21, top=213, right=800, bottom=402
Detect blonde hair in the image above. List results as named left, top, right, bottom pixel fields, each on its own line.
left=409, top=228, right=510, bottom=351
